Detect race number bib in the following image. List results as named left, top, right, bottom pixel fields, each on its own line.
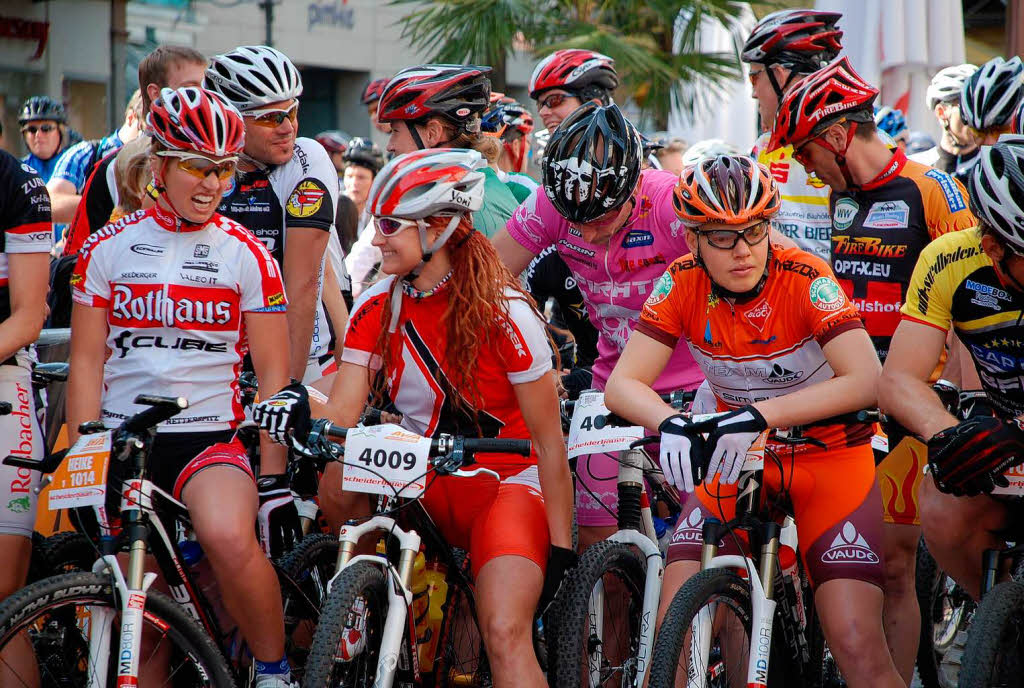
left=567, top=392, right=645, bottom=459
left=48, top=431, right=112, bottom=510
left=993, top=463, right=1024, bottom=497
left=341, top=424, right=431, bottom=498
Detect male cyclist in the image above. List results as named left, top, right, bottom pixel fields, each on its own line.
left=203, top=45, right=339, bottom=387
left=360, top=77, right=390, bottom=135
left=314, top=129, right=351, bottom=173
left=874, top=106, right=909, bottom=150
left=771, top=55, right=978, bottom=682
left=909, top=64, right=979, bottom=178
left=529, top=48, right=618, bottom=135
left=19, top=96, right=68, bottom=182
left=879, top=134, right=1024, bottom=684
left=958, top=56, right=1024, bottom=149
left=743, top=8, right=844, bottom=263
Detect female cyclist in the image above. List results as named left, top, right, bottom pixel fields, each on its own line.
left=604, top=155, right=905, bottom=687
left=254, top=148, right=573, bottom=688
left=68, top=87, right=296, bottom=688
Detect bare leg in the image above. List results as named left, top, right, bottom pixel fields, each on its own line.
left=880, top=522, right=921, bottom=684
left=475, top=555, right=545, bottom=688
left=0, top=535, right=38, bottom=688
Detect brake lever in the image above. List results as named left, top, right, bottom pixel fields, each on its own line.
left=450, top=467, right=500, bottom=481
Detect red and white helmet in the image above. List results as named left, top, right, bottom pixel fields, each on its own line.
left=529, top=49, right=619, bottom=101
left=741, top=9, right=843, bottom=72
left=361, top=78, right=389, bottom=105
left=368, top=148, right=485, bottom=220
left=147, top=87, right=245, bottom=157
left=770, top=56, right=878, bottom=151
left=377, top=65, right=492, bottom=128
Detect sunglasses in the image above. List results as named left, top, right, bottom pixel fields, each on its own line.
left=747, top=68, right=766, bottom=86
left=697, top=220, right=770, bottom=250
left=157, top=151, right=238, bottom=181
left=792, top=142, right=814, bottom=167
left=246, top=102, right=299, bottom=128
left=538, top=92, right=572, bottom=111
left=22, top=124, right=57, bottom=135
left=373, top=216, right=421, bottom=237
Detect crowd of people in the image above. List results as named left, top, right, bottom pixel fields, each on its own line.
left=1, top=6, right=1023, bottom=687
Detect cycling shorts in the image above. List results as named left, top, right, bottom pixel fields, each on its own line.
left=143, top=430, right=253, bottom=502
left=666, top=444, right=885, bottom=589
left=0, top=364, right=43, bottom=538
left=420, top=464, right=549, bottom=578
left=875, top=435, right=926, bottom=526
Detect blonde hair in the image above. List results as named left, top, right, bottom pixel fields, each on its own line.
left=437, top=118, right=502, bottom=164
left=112, top=146, right=151, bottom=217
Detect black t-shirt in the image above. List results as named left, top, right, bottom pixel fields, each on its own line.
left=0, top=152, right=53, bottom=328
left=525, top=245, right=599, bottom=369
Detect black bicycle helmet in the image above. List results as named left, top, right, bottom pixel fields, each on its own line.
left=342, top=137, right=384, bottom=174
left=542, top=103, right=642, bottom=224
left=19, top=96, right=67, bottom=125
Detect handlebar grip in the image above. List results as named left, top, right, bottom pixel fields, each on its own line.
left=458, top=438, right=531, bottom=457
left=594, top=412, right=632, bottom=430
left=0, top=402, right=10, bottom=416
left=4, top=448, right=69, bottom=474
left=124, top=396, right=188, bottom=434
left=324, top=422, right=348, bottom=441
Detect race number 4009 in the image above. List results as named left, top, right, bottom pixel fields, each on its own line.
left=341, top=424, right=432, bottom=498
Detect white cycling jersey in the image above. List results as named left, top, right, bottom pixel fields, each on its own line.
left=72, top=205, right=287, bottom=433
left=753, top=132, right=833, bottom=263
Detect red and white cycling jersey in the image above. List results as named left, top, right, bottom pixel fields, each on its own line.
left=72, top=205, right=286, bottom=432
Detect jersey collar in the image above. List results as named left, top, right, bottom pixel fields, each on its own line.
left=150, top=203, right=213, bottom=233
left=861, top=147, right=907, bottom=191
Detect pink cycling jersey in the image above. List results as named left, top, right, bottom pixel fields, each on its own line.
left=505, top=168, right=703, bottom=392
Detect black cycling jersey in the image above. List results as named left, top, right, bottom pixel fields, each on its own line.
left=525, top=245, right=599, bottom=369
left=0, top=152, right=52, bottom=330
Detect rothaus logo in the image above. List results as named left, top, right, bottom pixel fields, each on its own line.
left=821, top=521, right=879, bottom=564
left=110, top=284, right=233, bottom=327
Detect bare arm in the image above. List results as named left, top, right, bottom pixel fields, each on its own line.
left=246, top=310, right=292, bottom=474
left=878, top=319, right=957, bottom=439
left=605, top=330, right=679, bottom=429
left=514, top=371, right=573, bottom=549
left=491, top=228, right=537, bottom=276
left=0, top=253, right=49, bottom=362
left=45, top=179, right=81, bottom=224
left=324, top=361, right=372, bottom=428
left=320, top=260, right=349, bottom=365
left=66, top=303, right=109, bottom=444
left=751, top=328, right=880, bottom=427
left=283, top=226, right=330, bottom=380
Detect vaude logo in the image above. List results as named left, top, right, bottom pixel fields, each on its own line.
left=130, top=244, right=164, bottom=257
left=821, top=521, right=879, bottom=564
left=766, top=364, right=803, bottom=384
left=671, top=507, right=706, bottom=545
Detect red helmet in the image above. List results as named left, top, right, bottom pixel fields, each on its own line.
left=742, top=10, right=843, bottom=72
left=769, top=56, right=878, bottom=151
left=361, top=78, right=389, bottom=105
left=315, top=130, right=351, bottom=155
left=147, top=87, right=245, bottom=157
left=674, top=155, right=780, bottom=226
left=529, top=49, right=619, bottom=101
left=377, top=65, right=492, bottom=128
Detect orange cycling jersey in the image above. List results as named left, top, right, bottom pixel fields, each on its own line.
left=637, top=245, right=872, bottom=451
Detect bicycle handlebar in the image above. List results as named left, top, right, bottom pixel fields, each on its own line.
left=123, top=395, right=189, bottom=435
left=321, top=421, right=531, bottom=458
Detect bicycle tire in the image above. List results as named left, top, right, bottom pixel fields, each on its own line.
left=959, top=580, right=1024, bottom=688
left=553, top=539, right=647, bottom=688
left=916, top=537, right=942, bottom=688
left=0, top=571, right=236, bottom=687
left=432, top=572, right=490, bottom=687
left=276, top=533, right=339, bottom=683
left=36, top=531, right=97, bottom=577
left=303, top=560, right=388, bottom=688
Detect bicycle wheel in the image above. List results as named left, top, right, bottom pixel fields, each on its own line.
left=432, top=572, right=490, bottom=687
left=553, top=540, right=647, bottom=688
left=915, top=538, right=974, bottom=688
left=0, top=571, right=235, bottom=687
left=36, top=531, right=97, bottom=577
left=303, top=561, right=388, bottom=688
left=959, top=580, right=1024, bottom=688
left=277, top=533, right=339, bottom=683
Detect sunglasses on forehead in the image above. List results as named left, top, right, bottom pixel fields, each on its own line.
left=245, top=101, right=299, bottom=128
left=156, top=150, right=238, bottom=181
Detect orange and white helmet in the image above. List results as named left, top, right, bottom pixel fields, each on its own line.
left=673, top=154, right=780, bottom=226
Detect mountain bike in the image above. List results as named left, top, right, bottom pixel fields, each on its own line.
left=292, top=418, right=534, bottom=688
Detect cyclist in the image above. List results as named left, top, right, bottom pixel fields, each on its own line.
left=528, top=48, right=618, bottom=134
left=342, top=138, right=388, bottom=296
left=908, top=64, right=979, bottom=179
left=652, top=136, right=688, bottom=175
left=254, top=149, right=573, bottom=688
left=360, top=77, right=390, bottom=134
left=19, top=96, right=68, bottom=182
left=376, top=64, right=519, bottom=238
left=605, top=153, right=903, bottom=688
left=743, top=8, right=844, bottom=263
left=874, top=106, right=909, bottom=150
left=315, top=129, right=351, bottom=173
left=878, top=135, right=1024, bottom=684
left=959, top=56, right=1024, bottom=149
left=66, top=86, right=295, bottom=688
left=0, top=149, right=52, bottom=683
left=46, top=90, right=143, bottom=225
left=493, top=103, right=707, bottom=548
left=481, top=97, right=537, bottom=198
left=771, top=55, right=978, bottom=682
left=203, top=45, right=339, bottom=387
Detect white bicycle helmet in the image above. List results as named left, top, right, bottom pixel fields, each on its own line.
left=926, top=64, right=978, bottom=110
left=204, top=45, right=303, bottom=112
left=968, top=134, right=1024, bottom=252
left=960, top=56, right=1024, bottom=131
left=681, top=138, right=741, bottom=167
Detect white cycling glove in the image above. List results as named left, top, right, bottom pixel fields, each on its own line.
left=705, top=405, right=768, bottom=485
left=658, top=414, right=704, bottom=493
left=252, top=382, right=310, bottom=445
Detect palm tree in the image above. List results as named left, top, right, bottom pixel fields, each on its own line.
left=390, top=0, right=747, bottom=129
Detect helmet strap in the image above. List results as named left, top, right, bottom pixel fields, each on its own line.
left=152, top=159, right=210, bottom=230
left=812, top=121, right=860, bottom=191
left=389, top=214, right=464, bottom=333
left=407, top=121, right=428, bottom=151
left=697, top=239, right=773, bottom=301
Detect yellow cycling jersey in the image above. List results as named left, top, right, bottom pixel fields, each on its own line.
left=901, top=229, right=1024, bottom=417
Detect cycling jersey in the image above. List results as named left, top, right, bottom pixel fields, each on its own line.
left=477, top=166, right=521, bottom=239
left=829, top=147, right=977, bottom=362
left=21, top=153, right=60, bottom=183
left=72, top=205, right=287, bottom=432
left=505, top=168, right=704, bottom=393
left=217, top=137, right=338, bottom=367
left=50, top=131, right=123, bottom=194
left=902, top=229, right=1024, bottom=418
left=909, top=145, right=979, bottom=189
left=638, top=245, right=871, bottom=451
left=753, top=132, right=832, bottom=263
left=497, top=169, right=538, bottom=202
left=524, top=245, right=598, bottom=369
